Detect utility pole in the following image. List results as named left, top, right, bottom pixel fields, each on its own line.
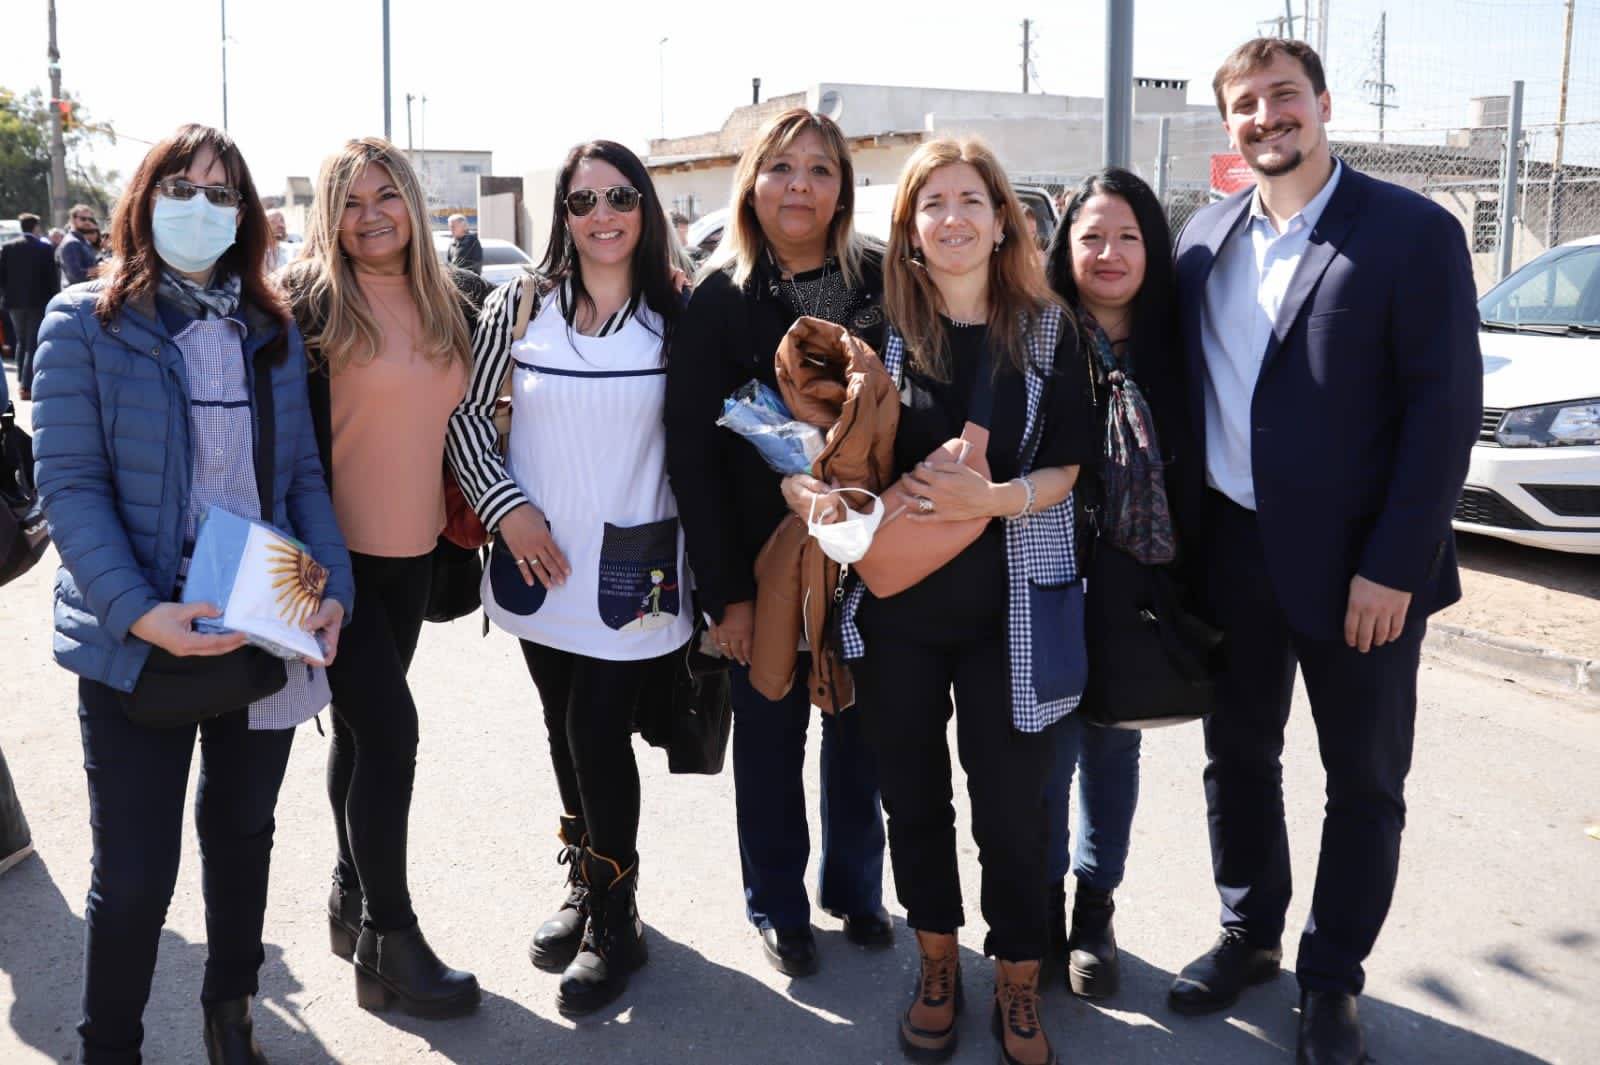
left=1103, top=0, right=1133, bottom=167
left=658, top=38, right=669, bottom=139
left=405, top=93, right=414, bottom=152
left=46, top=0, right=70, bottom=227
left=1021, top=19, right=1032, bottom=93
left=382, top=0, right=392, bottom=140
left=1316, top=0, right=1329, bottom=63
left=1548, top=0, right=1576, bottom=245
left=1363, top=11, right=1396, bottom=141
left=220, top=0, right=229, bottom=130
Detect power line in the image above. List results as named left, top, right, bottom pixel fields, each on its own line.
left=1363, top=11, right=1398, bottom=141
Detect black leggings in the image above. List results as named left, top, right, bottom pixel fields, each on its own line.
left=325, top=551, right=430, bottom=931
left=852, top=614, right=1058, bottom=961
left=519, top=642, right=668, bottom=861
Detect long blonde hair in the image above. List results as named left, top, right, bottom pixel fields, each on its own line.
left=286, top=137, right=470, bottom=374
left=883, top=137, right=1060, bottom=381
left=701, top=108, right=872, bottom=292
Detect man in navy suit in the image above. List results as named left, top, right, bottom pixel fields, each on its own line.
left=1166, top=38, right=1481, bottom=1065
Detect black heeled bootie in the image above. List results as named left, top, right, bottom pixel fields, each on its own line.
left=1066, top=881, right=1119, bottom=998
left=354, top=923, right=481, bottom=1018
left=556, top=848, right=647, bottom=1016
left=328, top=878, right=362, bottom=962
left=203, top=996, right=268, bottom=1065
left=530, top=814, right=588, bottom=971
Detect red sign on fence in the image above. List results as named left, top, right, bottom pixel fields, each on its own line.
left=1210, top=153, right=1256, bottom=196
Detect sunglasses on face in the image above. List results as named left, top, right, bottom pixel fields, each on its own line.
left=565, top=185, right=640, bottom=217
left=156, top=177, right=242, bottom=208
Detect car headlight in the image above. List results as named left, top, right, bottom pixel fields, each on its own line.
left=1496, top=399, right=1600, bottom=447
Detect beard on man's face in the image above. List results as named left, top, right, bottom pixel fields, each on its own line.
left=1252, top=148, right=1305, bottom=177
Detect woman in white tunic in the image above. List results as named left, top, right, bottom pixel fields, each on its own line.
left=447, top=140, right=688, bottom=1016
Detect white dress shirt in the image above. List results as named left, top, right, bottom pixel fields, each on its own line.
left=1200, top=160, right=1343, bottom=509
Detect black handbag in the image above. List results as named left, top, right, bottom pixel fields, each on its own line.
left=0, top=402, right=49, bottom=589
left=424, top=534, right=484, bottom=623
left=1079, top=537, right=1221, bottom=730
left=118, top=347, right=289, bottom=728
left=637, top=622, right=733, bottom=775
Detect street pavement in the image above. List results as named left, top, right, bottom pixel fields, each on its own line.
left=3, top=551, right=1597, bottom=1065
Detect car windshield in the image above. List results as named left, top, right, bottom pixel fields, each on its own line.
left=1479, top=244, right=1600, bottom=330
left=482, top=244, right=530, bottom=266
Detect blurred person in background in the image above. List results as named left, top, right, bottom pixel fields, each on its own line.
left=0, top=213, right=60, bottom=401
left=57, top=203, right=102, bottom=287
left=446, top=214, right=483, bottom=276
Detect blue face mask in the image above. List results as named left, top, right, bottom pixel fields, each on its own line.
left=151, top=193, right=238, bottom=274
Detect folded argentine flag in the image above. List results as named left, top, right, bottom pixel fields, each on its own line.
left=182, top=506, right=330, bottom=665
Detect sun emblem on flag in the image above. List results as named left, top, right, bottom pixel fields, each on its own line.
left=267, top=540, right=328, bottom=625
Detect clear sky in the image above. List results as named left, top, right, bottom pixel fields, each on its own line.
left=3, top=0, right=1597, bottom=199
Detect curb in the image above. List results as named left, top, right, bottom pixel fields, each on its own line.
left=1426, top=623, right=1597, bottom=705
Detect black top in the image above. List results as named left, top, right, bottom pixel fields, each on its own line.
left=665, top=251, right=886, bottom=622
left=861, top=317, right=1096, bottom=634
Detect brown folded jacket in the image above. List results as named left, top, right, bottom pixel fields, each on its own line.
left=749, top=317, right=900, bottom=712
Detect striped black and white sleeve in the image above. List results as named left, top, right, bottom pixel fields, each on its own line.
left=446, top=276, right=529, bottom=533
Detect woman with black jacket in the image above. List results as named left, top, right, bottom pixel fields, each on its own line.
left=664, top=108, right=890, bottom=977
left=280, top=137, right=487, bottom=1019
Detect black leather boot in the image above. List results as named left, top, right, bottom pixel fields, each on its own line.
left=202, top=996, right=268, bottom=1065
left=1045, top=879, right=1068, bottom=971
left=327, top=878, right=362, bottom=962
left=1297, top=990, right=1366, bottom=1065
left=557, top=848, right=647, bottom=1016
left=354, top=923, right=481, bottom=1018
left=1066, top=882, right=1119, bottom=999
left=529, top=814, right=587, bottom=971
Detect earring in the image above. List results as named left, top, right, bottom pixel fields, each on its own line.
left=995, top=232, right=1006, bottom=249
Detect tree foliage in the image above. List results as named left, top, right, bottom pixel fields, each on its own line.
left=0, top=86, right=118, bottom=220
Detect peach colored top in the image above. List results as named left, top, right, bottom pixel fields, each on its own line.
left=329, top=270, right=468, bottom=557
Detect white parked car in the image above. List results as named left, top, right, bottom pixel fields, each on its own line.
left=1457, top=235, right=1600, bottom=554
left=432, top=232, right=534, bottom=286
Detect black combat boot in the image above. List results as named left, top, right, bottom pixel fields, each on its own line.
left=529, top=814, right=588, bottom=971
left=556, top=848, right=647, bottom=1016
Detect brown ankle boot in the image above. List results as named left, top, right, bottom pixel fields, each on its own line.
left=991, top=959, right=1057, bottom=1065
left=900, top=931, right=962, bottom=1061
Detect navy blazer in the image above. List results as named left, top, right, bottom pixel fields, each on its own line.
left=1173, top=163, right=1482, bottom=640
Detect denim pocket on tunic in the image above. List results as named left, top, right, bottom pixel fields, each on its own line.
left=598, top=518, right=680, bottom=631
left=489, top=534, right=549, bottom=616
left=1029, top=578, right=1088, bottom=703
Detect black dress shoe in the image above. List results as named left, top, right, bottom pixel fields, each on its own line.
left=760, top=926, right=819, bottom=977
left=841, top=907, right=894, bottom=948
left=1168, top=929, right=1282, bottom=1015
left=1298, top=990, right=1366, bottom=1065
left=203, top=996, right=268, bottom=1065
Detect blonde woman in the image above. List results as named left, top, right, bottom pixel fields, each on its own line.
left=280, top=137, right=488, bottom=1018
left=663, top=108, right=890, bottom=977
left=805, top=138, right=1094, bottom=1064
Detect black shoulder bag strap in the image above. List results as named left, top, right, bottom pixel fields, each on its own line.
left=253, top=350, right=276, bottom=524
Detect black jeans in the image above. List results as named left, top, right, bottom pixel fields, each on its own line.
left=77, top=679, right=294, bottom=1065
left=853, top=615, right=1058, bottom=961
left=520, top=641, right=669, bottom=860
left=9, top=306, right=44, bottom=392
left=0, top=739, right=30, bottom=858
left=325, top=551, right=430, bottom=931
left=1201, top=491, right=1423, bottom=996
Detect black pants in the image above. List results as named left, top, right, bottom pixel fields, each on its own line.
left=1201, top=492, right=1423, bottom=996
left=8, top=306, right=44, bottom=392
left=76, top=679, right=294, bottom=1065
left=0, top=739, right=30, bottom=858
left=520, top=641, right=668, bottom=860
left=853, top=614, right=1058, bottom=961
left=325, top=551, right=430, bottom=931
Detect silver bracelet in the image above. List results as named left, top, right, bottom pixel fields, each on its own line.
left=1011, top=475, right=1037, bottom=521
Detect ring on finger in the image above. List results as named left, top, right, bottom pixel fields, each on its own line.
left=916, top=496, right=935, bottom=514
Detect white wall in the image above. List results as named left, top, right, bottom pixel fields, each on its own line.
left=479, top=192, right=517, bottom=246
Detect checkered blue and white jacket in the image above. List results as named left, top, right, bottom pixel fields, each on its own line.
left=838, top=305, right=1082, bottom=732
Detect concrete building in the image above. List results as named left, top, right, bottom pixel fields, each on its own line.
left=406, top=148, right=494, bottom=227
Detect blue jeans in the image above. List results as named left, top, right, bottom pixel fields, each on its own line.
left=729, top=656, right=886, bottom=930
left=1045, top=712, right=1141, bottom=891
left=76, top=679, right=295, bottom=1065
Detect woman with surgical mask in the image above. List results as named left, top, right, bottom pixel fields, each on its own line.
left=32, top=124, right=353, bottom=1065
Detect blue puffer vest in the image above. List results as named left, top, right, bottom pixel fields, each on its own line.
left=31, top=282, right=354, bottom=694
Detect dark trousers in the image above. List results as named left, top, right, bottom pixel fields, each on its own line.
left=1202, top=492, right=1423, bottom=996
left=520, top=641, right=667, bottom=860
left=729, top=653, right=885, bottom=930
left=325, top=551, right=430, bottom=931
left=77, top=679, right=295, bottom=1065
left=9, top=306, right=44, bottom=392
left=853, top=623, right=1058, bottom=961
left=0, top=739, right=30, bottom=858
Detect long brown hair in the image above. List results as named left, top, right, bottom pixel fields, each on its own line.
left=283, top=137, right=470, bottom=374
left=883, top=137, right=1060, bottom=381
left=96, top=124, right=286, bottom=328
left=701, top=108, right=872, bottom=292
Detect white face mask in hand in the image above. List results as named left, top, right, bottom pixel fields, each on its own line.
left=807, top=487, right=884, bottom=565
